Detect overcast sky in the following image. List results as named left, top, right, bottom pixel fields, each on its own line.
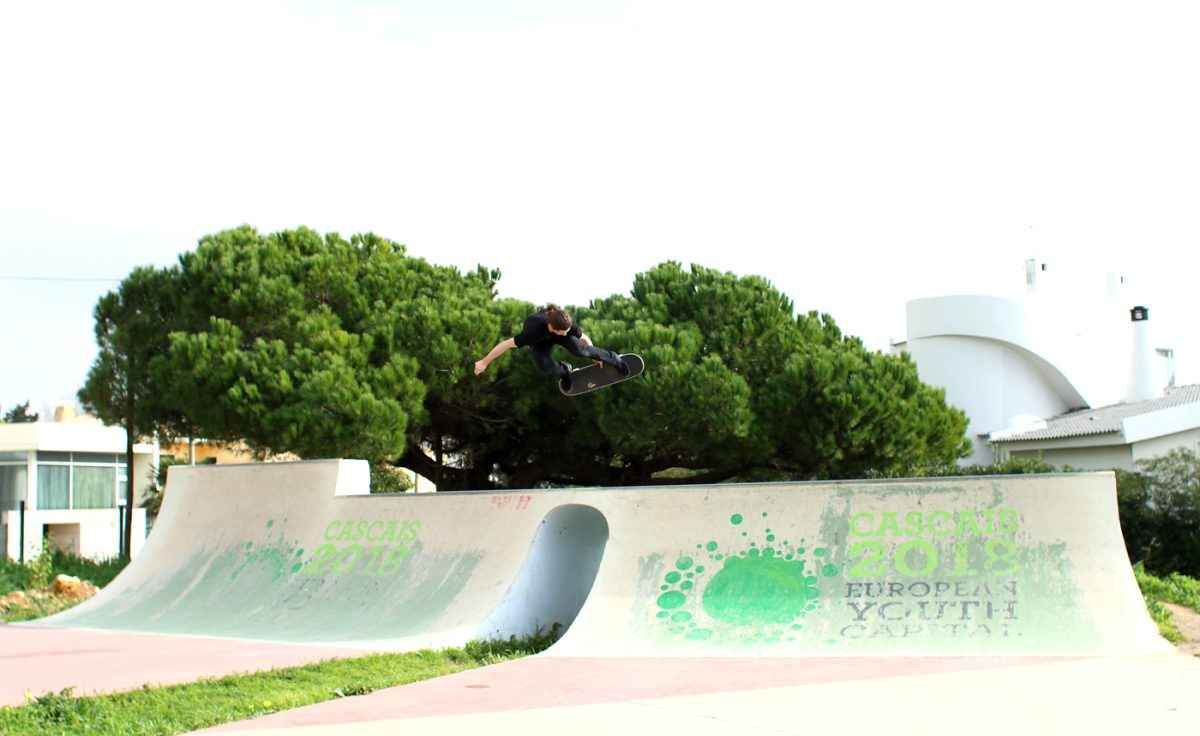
left=2, top=0, right=1198, bottom=416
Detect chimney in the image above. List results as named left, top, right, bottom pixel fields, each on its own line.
left=1024, top=258, right=1047, bottom=293
left=1127, top=306, right=1157, bottom=402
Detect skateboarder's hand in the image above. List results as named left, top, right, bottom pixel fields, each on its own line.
left=474, top=360, right=488, bottom=376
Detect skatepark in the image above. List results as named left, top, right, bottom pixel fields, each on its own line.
left=3, top=459, right=1199, bottom=733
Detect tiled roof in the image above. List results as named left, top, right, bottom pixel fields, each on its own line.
left=990, top=383, right=1200, bottom=442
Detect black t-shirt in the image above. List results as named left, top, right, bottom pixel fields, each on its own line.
left=513, top=308, right=581, bottom=348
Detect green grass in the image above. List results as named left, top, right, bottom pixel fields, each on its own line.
left=1134, top=565, right=1200, bottom=611
left=43, top=553, right=127, bottom=590
left=1135, top=565, right=1199, bottom=645
left=0, top=632, right=558, bottom=736
left=0, top=558, right=26, bottom=594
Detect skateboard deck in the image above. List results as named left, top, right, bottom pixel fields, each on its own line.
left=560, top=353, right=644, bottom=396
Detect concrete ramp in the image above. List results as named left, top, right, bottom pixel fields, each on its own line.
left=34, top=460, right=1167, bottom=657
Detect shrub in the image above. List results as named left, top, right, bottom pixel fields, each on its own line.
left=1117, top=448, right=1200, bottom=578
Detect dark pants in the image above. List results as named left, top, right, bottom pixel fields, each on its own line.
left=530, top=336, right=624, bottom=377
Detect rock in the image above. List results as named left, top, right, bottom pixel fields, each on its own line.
left=51, top=574, right=98, bottom=599
left=51, top=574, right=83, bottom=596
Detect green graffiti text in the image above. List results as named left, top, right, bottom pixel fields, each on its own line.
left=302, top=543, right=412, bottom=577
left=324, top=519, right=421, bottom=544
left=849, top=509, right=1017, bottom=538
left=846, top=537, right=1018, bottom=578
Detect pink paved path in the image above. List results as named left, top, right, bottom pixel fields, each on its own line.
left=190, top=652, right=1200, bottom=736
left=195, top=654, right=1061, bottom=731
left=5, top=622, right=1198, bottom=735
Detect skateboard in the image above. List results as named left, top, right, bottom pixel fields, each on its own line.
left=559, top=353, right=644, bottom=396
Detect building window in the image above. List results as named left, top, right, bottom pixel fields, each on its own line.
left=74, top=466, right=117, bottom=508
left=0, top=451, right=28, bottom=511
left=35, top=452, right=125, bottom=511
left=37, top=464, right=70, bottom=509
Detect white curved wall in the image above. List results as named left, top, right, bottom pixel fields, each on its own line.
left=906, top=336, right=1080, bottom=464
left=904, top=295, right=1092, bottom=465
left=907, top=295, right=1031, bottom=347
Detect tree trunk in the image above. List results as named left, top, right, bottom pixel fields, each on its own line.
left=123, top=391, right=136, bottom=561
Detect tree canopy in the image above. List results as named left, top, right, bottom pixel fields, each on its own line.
left=457, top=261, right=970, bottom=487
left=2, top=402, right=39, bottom=423
left=82, top=226, right=970, bottom=491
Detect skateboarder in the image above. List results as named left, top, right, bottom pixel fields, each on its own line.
left=474, top=304, right=629, bottom=391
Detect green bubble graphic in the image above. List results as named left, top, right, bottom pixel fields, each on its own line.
left=702, top=556, right=819, bottom=625
left=653, top=510, right=843, bottom=647
left=657, top=591, right=687, bottom=610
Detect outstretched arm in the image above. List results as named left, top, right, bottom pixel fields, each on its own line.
left=475, top=338, right=517, bottom=375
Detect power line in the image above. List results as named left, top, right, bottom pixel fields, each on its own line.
left=0, top=275, right=121, bottom=283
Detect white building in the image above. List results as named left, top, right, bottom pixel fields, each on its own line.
left=897, top=260, right=1194, bottom=470
left=0, top=414, right=154, bottom=562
